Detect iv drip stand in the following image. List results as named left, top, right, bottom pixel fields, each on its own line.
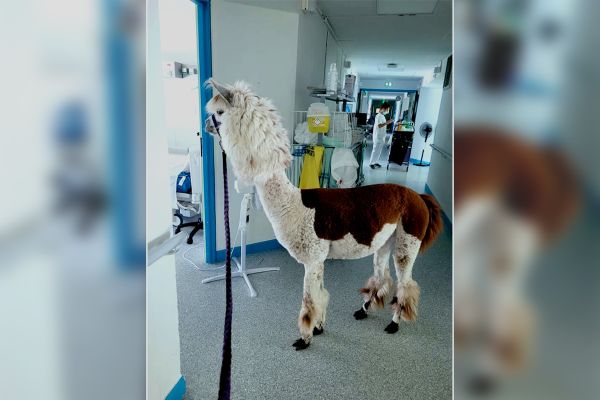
left=201, top=193, right=279, bottom=297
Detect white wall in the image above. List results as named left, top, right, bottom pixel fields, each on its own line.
left=425, top=87, right=452, bottom=220
left=147, top=1, right=183, bottom=398
left=295, top=11, right=328, bottom=111
left=158, top=0, right=201, bottom=150
left=147, top=255, right=183, bottom=400
left=211, top=0, right=300, bottom=251
left=294, top=11, right=349, bottom=114
left=147, top=0, right=175, bottom=242
left=411, top=86, right=443, bottom=162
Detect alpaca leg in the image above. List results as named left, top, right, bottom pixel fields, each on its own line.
left=313, top=265, right=329, bottom=335
left=293, top=262, right=326, bottom=350
left=354, top=235, right=394, bottom=320
left=313, top=285, right=329, bottom=336
left=386, top=232, right=421, bottom=334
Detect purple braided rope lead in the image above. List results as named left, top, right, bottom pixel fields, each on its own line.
left=217, top=149, right=232, bottom=400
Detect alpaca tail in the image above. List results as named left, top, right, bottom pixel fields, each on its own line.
left=419, top=194, right=443, bottom=252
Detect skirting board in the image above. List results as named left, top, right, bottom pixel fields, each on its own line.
left=410, top=158, right=431, bottom=166
left=166, top=376, right=186, bottom=400
left=215, top=239, right=282, bottom=262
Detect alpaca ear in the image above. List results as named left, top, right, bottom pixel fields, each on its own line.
left=206, top=78, right=234, bottom=106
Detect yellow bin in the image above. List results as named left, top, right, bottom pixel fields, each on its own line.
left=307, top=115, right=330, bottom=133
left=307, top=103, right=330, bottom=133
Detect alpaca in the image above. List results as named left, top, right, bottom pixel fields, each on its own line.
left=205, top=79, right=443, bottom=350
left=454, top=128, right=579, bottom=390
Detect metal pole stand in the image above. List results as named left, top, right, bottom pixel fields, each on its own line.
left=201, top=193, right=279, bottom=297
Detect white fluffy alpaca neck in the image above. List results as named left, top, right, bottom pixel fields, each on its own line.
left=254, top=170, right=301, bottom=224
left=253, top=169, right=327, bottom=265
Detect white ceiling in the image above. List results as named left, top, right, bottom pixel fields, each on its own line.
left=226, top=0, right=452, bottom=79
left=226, top=0, right=300, bottom=13
left=318, top=0, right=452, bottom=79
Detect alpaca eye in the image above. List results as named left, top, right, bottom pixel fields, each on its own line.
left=216, top=110, right=224, bottom=116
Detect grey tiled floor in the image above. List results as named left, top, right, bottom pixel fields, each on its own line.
left=174, top=141, right=450, bottom=399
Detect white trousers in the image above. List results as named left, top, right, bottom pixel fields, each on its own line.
left=369, top=141, right=385, bottom=165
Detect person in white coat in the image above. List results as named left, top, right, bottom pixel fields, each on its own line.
left=369, top=102, right=393, bottom=168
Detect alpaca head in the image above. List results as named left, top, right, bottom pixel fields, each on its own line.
left=205, top=79, right=292, bottom=182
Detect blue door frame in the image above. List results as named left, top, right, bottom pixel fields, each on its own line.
left=106, top=0, right=145, bottom=268
left=194, top=0, right=218, bottom=263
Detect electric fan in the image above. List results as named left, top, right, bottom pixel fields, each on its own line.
left=414, top=122, right=433, bottom=166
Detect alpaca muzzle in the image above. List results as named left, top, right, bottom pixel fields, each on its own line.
left=205, top=114, right=221, bottom=137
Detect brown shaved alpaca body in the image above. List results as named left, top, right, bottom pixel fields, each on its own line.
left=301, top=184, right=440, bottom=251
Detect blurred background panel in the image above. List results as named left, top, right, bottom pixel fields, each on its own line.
left=454, top=0, right=600, bottom=398
left=0, top=0, right=145, bottom=399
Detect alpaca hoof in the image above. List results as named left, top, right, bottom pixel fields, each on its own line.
left=354, top=308, right=368, bottom=320
left=384, top=321, right=399, bottom=334
left=313, top=326, right=324, bottom=335
left=390, top=296, right=398, bottom=305
left=292, top=338, right=310, bottom=350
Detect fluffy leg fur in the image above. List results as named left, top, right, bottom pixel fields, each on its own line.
left=294, top=263, right=327, bottom=350
left=387, top=230, right=421, bottom=333
left=356, top=235, right=395, bottom=319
